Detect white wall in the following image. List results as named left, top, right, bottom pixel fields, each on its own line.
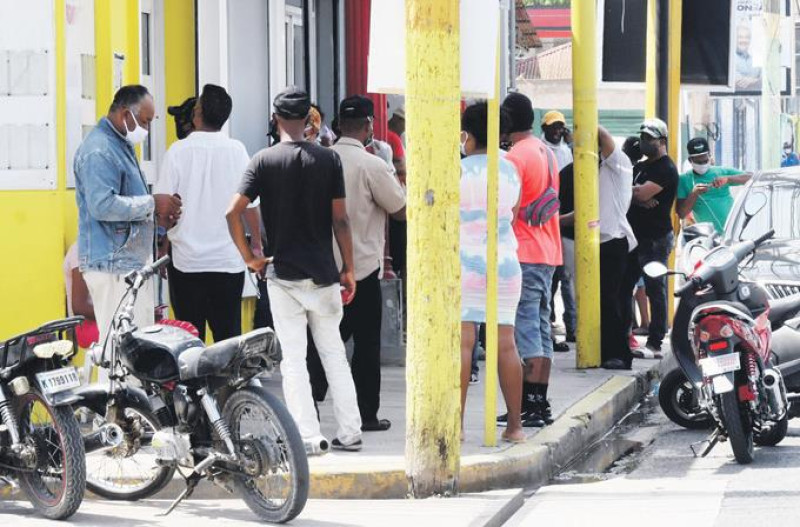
left=227, top=0, right=270, bottom=156
left=0, top=0, right=57, bottom=190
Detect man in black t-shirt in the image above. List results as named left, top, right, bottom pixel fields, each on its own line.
left=226, top=87, right=363, bottom=454
left=619, top=118, right=678, bottom=354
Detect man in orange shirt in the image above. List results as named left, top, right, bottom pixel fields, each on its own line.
left=498, top=92, right=563, bottom=428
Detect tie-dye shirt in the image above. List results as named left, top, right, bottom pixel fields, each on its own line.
left=460, top=153, right=523, bottom=325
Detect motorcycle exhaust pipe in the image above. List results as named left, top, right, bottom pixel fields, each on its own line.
left=763, top=369, right=787, bottom=420
left=84, top=423, right=124, bottom=454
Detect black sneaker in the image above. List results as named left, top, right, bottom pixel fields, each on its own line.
left=331, top=438, right=363, bottom=452
left=497, top=412, right=509, bottom=424
left=566, top=332, right=577, bottom=343
left=539, top=398, right=554, bottom=425
left=521, top=411, right=546, bottom=427
left=553, top=340, right=570, bottom=353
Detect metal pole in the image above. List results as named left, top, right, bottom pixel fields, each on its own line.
left=484, top=21, right=501, bottom=448
left=571, top=0, right=600, bottom=369
left=762, top=0, right=782, bottom=170
left=404, top=0, right=462, bottom=498
left=657, top=0, right=670, bottom=122
left=645, top=0, right=658, bottom=119
left=666, top=0, right=683, bottom=325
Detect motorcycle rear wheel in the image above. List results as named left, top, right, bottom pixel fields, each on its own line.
left=718, top=390, right=754, bottom=464
left=223, top=386, right=309, bottom=524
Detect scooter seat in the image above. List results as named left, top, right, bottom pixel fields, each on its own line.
left=769, top=294, right=800, bottom=329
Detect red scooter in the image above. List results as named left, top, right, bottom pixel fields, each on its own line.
left=647, top=228, right=800, bottom=464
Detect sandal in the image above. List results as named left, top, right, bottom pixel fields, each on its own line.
left=631, top=348, right=663, bottom=360
left=361, top=418, right=392, bottom=432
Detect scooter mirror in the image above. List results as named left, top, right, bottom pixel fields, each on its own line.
left=643, top=261, right=669, bottom=278
left=744, top=191, right=767, bottom=217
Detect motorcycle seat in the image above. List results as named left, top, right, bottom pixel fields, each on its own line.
left=768, top=293, right=800, bottom=329
left=178, top=339, right=240, bottom=381
left=177, top=328, right=273, bottom=380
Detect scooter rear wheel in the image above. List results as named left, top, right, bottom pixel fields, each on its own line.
left=719, top=390, right=754, bottom=464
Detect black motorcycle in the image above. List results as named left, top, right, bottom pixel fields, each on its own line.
left=0, top=318, right=87, bottom=519
left=74, top=256, right=309, bottom=523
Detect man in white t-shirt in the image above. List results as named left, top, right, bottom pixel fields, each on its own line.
left=154, top=84, right=260, bottom=342
left=597, top=127, right=638, bottom=369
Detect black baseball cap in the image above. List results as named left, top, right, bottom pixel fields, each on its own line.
left=167, top=97, right=196, bottom=118
left=687, top=137, right=710, bottom=157
left=273, top=86, right=311, bottom=120
left=339, top=95, right=374, bottom=120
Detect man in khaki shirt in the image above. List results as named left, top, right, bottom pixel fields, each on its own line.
left=308, top=95, right=406, bottom=431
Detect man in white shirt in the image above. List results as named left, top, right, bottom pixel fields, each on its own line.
left=155, top=84, right=260, bottom=342
left=598, top=127, right=638, bottom=369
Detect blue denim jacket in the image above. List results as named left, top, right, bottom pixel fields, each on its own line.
left=74, top=118, right=155, bottom=273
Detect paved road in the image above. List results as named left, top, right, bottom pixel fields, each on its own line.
left=507, top=402, right=800, bottom=527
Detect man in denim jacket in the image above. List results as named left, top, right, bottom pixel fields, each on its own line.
left=74, top=85, right=182, bottom=346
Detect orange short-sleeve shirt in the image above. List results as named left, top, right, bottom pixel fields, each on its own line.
left=505, top=135, right=563, bottom=266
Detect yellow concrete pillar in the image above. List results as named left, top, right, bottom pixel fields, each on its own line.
left=571, top=0, right=601, bottom=368
left=405, top=0, right=462, bottom=498
left=483, top=24, right=501, bottom=448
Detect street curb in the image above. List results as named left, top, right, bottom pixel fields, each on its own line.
left=148, top=365, right=657, bottom=501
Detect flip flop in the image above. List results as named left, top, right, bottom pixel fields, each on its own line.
left=361, top=419, right=392, bottom=432
left=501, top=432, right=527, bottom=444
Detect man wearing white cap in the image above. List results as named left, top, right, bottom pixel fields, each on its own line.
left=619, top=118, right=678, bottom=360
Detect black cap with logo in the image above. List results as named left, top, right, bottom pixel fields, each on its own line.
left=686, top=137, right=710, bottom=157
left=339, top=95, right=375, bottom=120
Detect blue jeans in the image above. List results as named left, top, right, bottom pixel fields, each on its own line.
left=515, top=264, right=556, bottom=360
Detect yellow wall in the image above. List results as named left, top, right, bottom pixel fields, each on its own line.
left=0, top=0, right=197, bottom=340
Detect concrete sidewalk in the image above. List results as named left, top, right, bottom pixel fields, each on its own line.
left=150, top=336, right=662, bottom=500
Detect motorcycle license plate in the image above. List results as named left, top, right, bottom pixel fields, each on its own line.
left=36, top=367, right=80, bottom=396
left=699, top=353, right=740, bottom=377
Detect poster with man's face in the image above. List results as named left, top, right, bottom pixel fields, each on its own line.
left=725, top=0, right=793, bottom=96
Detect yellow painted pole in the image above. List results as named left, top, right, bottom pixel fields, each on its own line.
left=645, top=0, right=658, bottom=119
left=666, top=0, right=682, bottom=326
left=405, top=0, right=462, bottom=498
left=572, top=0, right=600, bottom=368
left=483, top=22, right=501, bottom=448
left=94, top=0, right=114, bottom=118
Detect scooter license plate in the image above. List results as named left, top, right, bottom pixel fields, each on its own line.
left=699, top=353, right=741, bottom=377
left=35, top=367, right=81, bottom=396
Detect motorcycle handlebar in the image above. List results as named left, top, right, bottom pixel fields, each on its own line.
left=141, top=255, right=171, bottom=280
left=675, top=278, right=698, bottom=297
left=753, top=229, right=775, bottom=248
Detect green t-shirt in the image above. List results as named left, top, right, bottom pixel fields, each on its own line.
left=677, top=166, right=745, bottom=233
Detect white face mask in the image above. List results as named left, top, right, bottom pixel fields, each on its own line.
left=124, top=111, right=149, bottom=145
left=460, top=132, right=468, bottom=156
left=691, top=161, right=710, bottom=175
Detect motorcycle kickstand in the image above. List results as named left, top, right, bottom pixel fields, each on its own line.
left=690, top=429, right=722, bottom=458
left=158, top=472, right=202, bottom=517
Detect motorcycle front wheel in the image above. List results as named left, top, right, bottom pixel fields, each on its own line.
left=718, top=389, right=754, bottom=464
left=76, top=400, right=175, bottom=501
left=223, top=386, right=309, bottom=524
left=14, top=390, right=86, bottom=520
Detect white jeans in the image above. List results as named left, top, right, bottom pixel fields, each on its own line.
left=83, top=271, right=154, bottom=381
left=267, top=277, right=362, bottom=444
